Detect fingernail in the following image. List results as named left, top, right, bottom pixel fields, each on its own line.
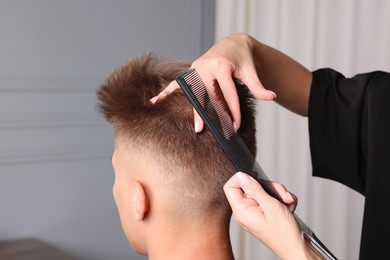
left=236, top=172, right=250, bottom=185
left=269, top=90, right=277, bottom=98
left=150, top=96, right=159, bottom=104
left=233, top=121, right=238, bottom=133
left=285, top=191, right=294, bottom=202
left=194, top=121, right=200, bottom=133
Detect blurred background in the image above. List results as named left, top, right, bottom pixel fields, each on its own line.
left=1, top=1, right=389, bottom=260
left=0, top=1, right=215, bottom=259
left=220, top=1, right=390, bottom=260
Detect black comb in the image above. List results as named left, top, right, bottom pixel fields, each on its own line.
left=176, top=68, right=338, bottom=260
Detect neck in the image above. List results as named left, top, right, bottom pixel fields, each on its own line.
left=147, top=216, right=234, bottom=260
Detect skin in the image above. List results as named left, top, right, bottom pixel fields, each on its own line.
left=111, top=137, right=304, bottom=259
left=224, top=172, right=324, bottom=260
left=111, top=139, right=236, bottom=260
left=151, top=33, right=312, bottom=132
left=150, top=33, right=320, bottom=258
left=111, top=142, right=149, bottom=254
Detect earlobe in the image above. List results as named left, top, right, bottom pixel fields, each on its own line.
left=134, top=181, right=149, bottom=221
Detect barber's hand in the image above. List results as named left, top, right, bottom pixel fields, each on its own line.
left=224, top=172, right=322, bottom=260
left=150, top=33, right=276, bottom=133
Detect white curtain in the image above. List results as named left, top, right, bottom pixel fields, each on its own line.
left=218, top=1, right=390, bottom=259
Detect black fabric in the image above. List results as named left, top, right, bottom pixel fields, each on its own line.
left=308, top=68, right=390, bottom=260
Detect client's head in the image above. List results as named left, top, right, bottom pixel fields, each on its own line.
left=97, top=52, right=256, bottom=256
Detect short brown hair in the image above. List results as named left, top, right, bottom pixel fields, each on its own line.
left=97, top=52, right=256, bottom=213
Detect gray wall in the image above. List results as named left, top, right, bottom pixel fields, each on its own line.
left=0, top=1, right=215, bottom=259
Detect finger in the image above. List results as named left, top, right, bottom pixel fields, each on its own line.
left=271, top=182, right=294, bottom=204
left=150, top=80, right=180, bottom=104
left=224, top=173, right=263, bottom=214
left=191, top=63, right=239, bottom=133
left=241, top=68, right=277, bottom=100
left=271, top=182, right=298, bottom=212
left=288, top=193, right=298, bottom=212
left=194, top=109, right=204, bottom=133
left=233, top=172, right=276, bottom=212
left=215, top=70, right=242, bottom=130
left=223, top=173, right=246, bottom=205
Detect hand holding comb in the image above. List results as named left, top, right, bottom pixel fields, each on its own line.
left=176, top=68, right=338, bottom=260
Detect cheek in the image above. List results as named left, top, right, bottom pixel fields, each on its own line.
left=112, top=170, right=125, bottom=206
left=113, top=181, right=130, bottom=229
left=113, top=179, right=132, bottom=217
left=113, top=181, right=119, bottom=204
left=113, top=180, right=127, bottom=215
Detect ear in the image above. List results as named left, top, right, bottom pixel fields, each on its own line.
left=133, top=181, right=149, bottom=221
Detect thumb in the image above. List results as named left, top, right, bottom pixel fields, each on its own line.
left=236, top=172, right=297, bottom=212
left=235, top=172, right=275, bottom=211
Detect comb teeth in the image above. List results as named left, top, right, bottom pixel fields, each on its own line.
left=177, top=69, right=273, bottom=185
left=181, top=70, right=235, bottom=140
left=176, top=68, right=338, bottom=260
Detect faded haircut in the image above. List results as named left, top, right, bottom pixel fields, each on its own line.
left=97, top=52, right=257, bottom=212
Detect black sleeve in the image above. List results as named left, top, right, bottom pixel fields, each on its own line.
left=308, top=68, right=390, bottom=195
